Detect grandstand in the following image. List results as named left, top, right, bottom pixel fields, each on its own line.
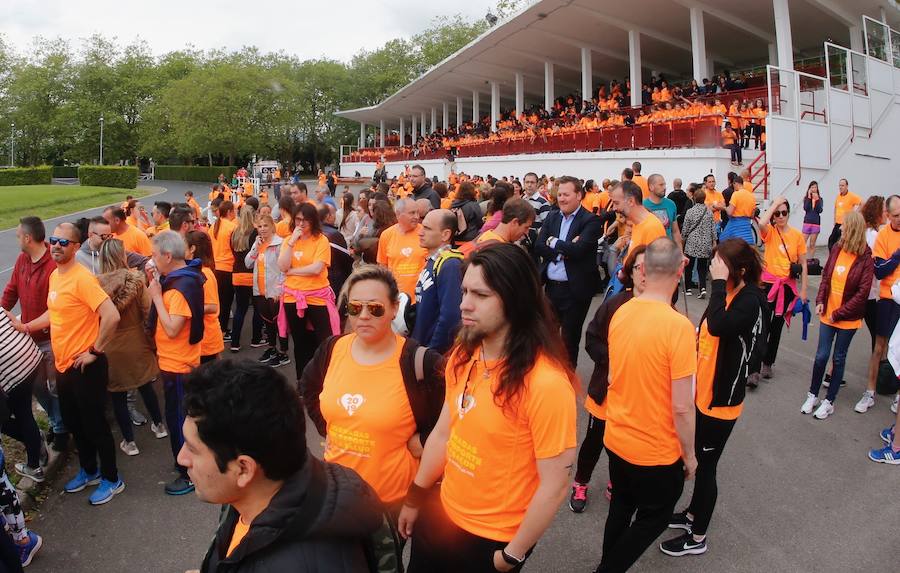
left=336, top=0, right=900, bottom=234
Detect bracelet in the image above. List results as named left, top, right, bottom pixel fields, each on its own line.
left=403, top=483, right=429, bottom=508
left=501, top=548, right=526, bottom=566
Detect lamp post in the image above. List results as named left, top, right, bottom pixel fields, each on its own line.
left=99, top=115, right=104, bottom=165
left=9, top=123, right=14, bottom=167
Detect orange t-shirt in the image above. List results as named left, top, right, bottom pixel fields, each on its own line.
left=597, top=191, right=611, bottom=211
left=604, top=298, right=697, bottom=466
left=632, top=175, right=649, bottom=200
left=256, top=240, right=270, bottom=295
left=320, top=334, right=417, bottom=503
left=275, top=217, right=292, bottom=238
left=475, top=229, right=507, bottom=244
left=582, top=193, right=600, bottom=213
left=820, top=250, right=862, bottom=329
left=226, top=517, right=250, bottom=557
left=729, top=189, right=757, bottom=218
left=187, top=198, right=202, bottom=219
left=116, top=224, right=153, bottom=257
left=47, top=265, right=109, bottom=372
left=376, top=224, right=428, bottom=299
left=155, top=289, right=200, bottom=373
left=200, top=267, right=224, bottom=355
left=584, top=396, right=607, bottom=420
left=705, top=189, right=726, bottom=222
left=834, top=192, right=862, bottom=225
left=696, top=288, right=744, bottom=421
left=742, top=182, right=754, bottom=194
left=281, top=234, right=331, bottom=305
left=873, top=225, right=900, bottom=299
left=441, top=351, right=576, bottom=541
left=209, top=218, right=236, bottom=272
left=629, top=214, right=667, bottom=251
left=761, top=225, right=806, bottom=279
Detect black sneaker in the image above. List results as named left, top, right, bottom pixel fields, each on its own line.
left=258, top=348, right=277, bottom=363
left=267, top=353, right=290, bottom=368
left=659, top=532, right=707, bottom=556
left=222, top=330, right=232, bottom=342
left=250, top=338, right=268, bottom=348
left=668, top=510, right=693, bottom=532
left=164, top=475, right=195, bottom=496
left=568, top=482, right=588, bottom=513
left=822, top=373, right=847, bottom=388
left=229, top=346, right=241, bottom=353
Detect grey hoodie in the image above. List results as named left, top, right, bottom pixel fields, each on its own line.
left=245, top=234, right=285, bottom=299
left=76, top=241, right=149, bottom=275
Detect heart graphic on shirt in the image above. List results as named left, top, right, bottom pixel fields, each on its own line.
left=340, top=393, right=365, bottom=416
left=836, top=265, right=846, bottom=275
left=48, top=291, right=57, bottom=303
left=401, top=247, right=413, bottom=257
left=293, top=251, right=303, bottom=260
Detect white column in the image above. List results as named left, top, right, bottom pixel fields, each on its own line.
left=773, top=0, right=794, bottom=70
left=689, top=7, right=708, bottom=82
left=420, top=111, right=426, bottom=136
left=411, top=115, right=417, bottom=143
left=399, top=118, right=406, bottom=146
left=379, top=119, right=385, bottom=147
left=456, top=96, right=463, bottom=127
left=490, top=81, right=500, bottom=132
left=359, top=122, right=366, bottom=148
left=628, top=30, right=642, bottom=107
left=442, top=102, right=449, bottom=131
left=849, top=25, right=863, bottom=53
left=768, top=43, right=778, bottom=66
left=472, top=90, right=480, bottom=123
left=581, top=47, right=593, bottom=104
left=430, top=107, right=437, bottom=133
left=544, top=61, right=555, bottom=111
left=515, top=73, right=525, bottom=117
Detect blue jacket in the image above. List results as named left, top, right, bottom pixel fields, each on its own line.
left=412, top=250, right=463, bottom=353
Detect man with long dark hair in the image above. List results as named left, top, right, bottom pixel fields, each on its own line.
left=398, top=243, right=577, bottom=573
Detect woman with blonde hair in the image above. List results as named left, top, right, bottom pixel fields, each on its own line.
left=801, top=211, right=873, bottom=419
left=229, top=206, right=262, bottom=352
left=96, top=239, right=167, bottom=456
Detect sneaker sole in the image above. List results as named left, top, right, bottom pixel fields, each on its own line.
left=15, top=467, right=45, bottom=483
left=21, top=535, right=42, bottom=567
left=89, top=482, right=126, bottom=505
left=65, top=477, right=101, bottom=493
left=568, top=500, right=587, bottom=513
left=250, top=342, right=267, bottom=348
left=121, top=448, right=140, bottom=456
left=854, top=402, right=874, bottom=414
left=868, top=453, right=900, bottom=465
left=154, top=433, right=169, bottom=439
left=165, top=485, right=196, bottom=496
left=660, top=544, right=708, bottom=557
left=668, top=523, right=693, bottom=532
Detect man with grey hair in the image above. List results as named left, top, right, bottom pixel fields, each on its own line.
left=377, top=198, right=428, bottom=299
left=147, top=230, right=205, bottom=496
left=597, top=237, right=696, bottom=572
left=415, top=198, right=433, bottom=221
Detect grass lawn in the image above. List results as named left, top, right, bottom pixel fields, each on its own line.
left=0, top=184, right=151, bottom=230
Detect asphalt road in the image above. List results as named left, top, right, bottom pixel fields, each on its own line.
left=7, top=182, right=898, bottom=572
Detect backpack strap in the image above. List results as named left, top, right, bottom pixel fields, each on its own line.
left=299, top=334, right=345, bottom=437
left=433, top=248, right=464, bottom=276
left=399, top=338, right=446, bottom=444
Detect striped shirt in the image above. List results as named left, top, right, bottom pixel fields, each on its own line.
left=0, top=310, right=42, bottom=394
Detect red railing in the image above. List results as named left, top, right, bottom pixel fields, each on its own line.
left=747, top=151, right=769, bottom=200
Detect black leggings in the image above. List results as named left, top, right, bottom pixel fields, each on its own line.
left=284, top=302, right=334, bottom=380
left=231, top=285, right=252, bottom=347
left=864, top=298, right=878, bottom=352
left=827, top=224, right=842, bottom=252
left=110, top=382, right=163, bottom=443
left=255, top=296, right=288, bottom=352
left=762, top=282, right=796, bottom=366
left=575, top=414, right=606, bottom=484
left=686, top=256, right=709, bottom=289
left=214, top=270, right=234, bottom=334
left=686, top=411, right=737, bottom=536
left=2, top=373, right=42, bottom=468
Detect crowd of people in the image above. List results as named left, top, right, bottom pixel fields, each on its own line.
left=0, top=158, right=897, bottom=572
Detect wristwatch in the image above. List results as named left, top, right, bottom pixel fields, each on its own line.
left=501, top=548, right=525, bottom=567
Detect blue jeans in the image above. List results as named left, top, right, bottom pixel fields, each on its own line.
left=162, top=371, right=188, bottom=477
left=36, top=340, right=66, bottom=434
left=809, top=323, right=857, bottom=403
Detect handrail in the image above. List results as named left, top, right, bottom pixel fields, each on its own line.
left=747, top=151, right=769, bottom=200
left=800, top=110, right=827, bottom=122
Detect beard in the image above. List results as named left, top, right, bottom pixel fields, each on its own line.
left=456, top=324, right=487, bottom=350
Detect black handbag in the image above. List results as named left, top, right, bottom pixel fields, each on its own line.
left=806, top=257, right=822, bottom=276
left=775, top=227, right=803, bottom=280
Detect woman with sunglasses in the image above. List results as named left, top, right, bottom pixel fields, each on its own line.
left=752, top=196, right=808, bottom=383
left=277, top=203, right=339, bottom=379
left=300, top=265, right=445, bottom=571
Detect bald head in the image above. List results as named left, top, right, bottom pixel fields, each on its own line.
left=55, top=222, right=81, bottom=243
left=419, top=209, right=457, bottom=250
left=644, top=237, right=684, bottom=278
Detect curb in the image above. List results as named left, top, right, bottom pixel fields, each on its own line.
left=16, top=445, right=70, bottom=512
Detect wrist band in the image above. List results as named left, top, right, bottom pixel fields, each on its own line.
left=403, top=483, right=429, bottom=508
left=501, top=548, right=526, bottom=566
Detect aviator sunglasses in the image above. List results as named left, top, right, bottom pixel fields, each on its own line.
left=346, top=300, right=386, bottom=317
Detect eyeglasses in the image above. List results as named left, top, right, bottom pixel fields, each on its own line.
left=90, top=232, right=113, bottom=240
left=773, top=210, right=789, bottom=217
left=49, top=236, right=74, bottom=247
left=346, top=300, right=386, bottom=317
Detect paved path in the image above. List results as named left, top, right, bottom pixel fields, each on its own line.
left=9, top=185, right=897, bottom=572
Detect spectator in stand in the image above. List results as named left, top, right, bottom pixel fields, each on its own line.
left=802, top=181, right=824, bottom=254
left=828, top=179, right=862, bottom=251
left=2, top=216, right=68, bottom=452
left=723, top=121, right=742, bottom=166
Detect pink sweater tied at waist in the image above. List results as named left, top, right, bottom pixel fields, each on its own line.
left=277, top=286, right=340, bottom=338
left=762, top=269, right=799, bottom=327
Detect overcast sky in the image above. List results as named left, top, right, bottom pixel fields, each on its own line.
left=4, top=0, right=497, bottom=61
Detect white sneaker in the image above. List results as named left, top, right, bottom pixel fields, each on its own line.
left=119, top=440, right=139, bottom=456
left=151, top=422, right=168, bottom=439
left=892, top=394, right=899, bottom=414
left=801, top=393, right=819, bottom=415
left=854, top=391, right=876, bottom=413
left=813, top=399, right=834, bottom=420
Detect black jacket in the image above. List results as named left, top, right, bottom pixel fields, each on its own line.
left=322, top=224, right=353, bottom=296
left=700, top=280, right=767, bottom=410
left=299, top=335, right=446, bottom=443
left=449, top=198, right=484, bottom=243
left=231, top=230, right=258, bottom=276
left=534, top=206, right=603, bottom=300
left=200, top=454, right=383, bottom=573
left=413, top=182, right=441, bottom=209
left=585, top=290, right=633, bottom=406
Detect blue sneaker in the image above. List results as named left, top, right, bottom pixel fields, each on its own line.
left=881, top=425, right=895, bottom=445
left=64, top=469, right=101, bottom=493
left=868, top=445, right=900, bottom=465
left=19, top=531, right=42, bottom=567
left=88, top=478, right=125, bottom=505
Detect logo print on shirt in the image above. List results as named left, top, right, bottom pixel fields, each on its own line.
left=293, top=251, right=303, bottom=260
left=836, top=265, right=846, bottom=275
left=48, top=291, right=57, bottom=303
left=456, top=392, right=476, bottom=418
left=401, top=247, right=413, bottom=258
left=340, top=393, right=365, bottom=416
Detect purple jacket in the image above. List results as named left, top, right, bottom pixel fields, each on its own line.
left=816, top=244, right=873, bottom=322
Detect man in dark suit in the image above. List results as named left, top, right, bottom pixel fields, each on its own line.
left=535, top=176, right=603, bottom=366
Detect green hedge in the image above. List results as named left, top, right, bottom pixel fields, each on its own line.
left=77, top=166, right=138, bottom=189
left=52, top=166, right=79, bottom=178
left=0, top=166, right=52, bottom=186
left=155, top=165, right=238, bottom=182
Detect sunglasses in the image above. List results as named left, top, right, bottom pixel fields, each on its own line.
left=346, top=300, right=386, bottom=317
left=773, top=210, right=789, bottom=217
left=49, top=236, right=75, bottom=247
